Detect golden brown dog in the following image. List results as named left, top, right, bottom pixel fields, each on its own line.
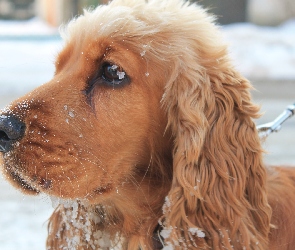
left=1, top=0, right=295, bottom=249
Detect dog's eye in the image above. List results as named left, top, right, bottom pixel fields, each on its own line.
left=101, top=63, right=127, bottom=86
left=86, top=62, right=129, bottom=93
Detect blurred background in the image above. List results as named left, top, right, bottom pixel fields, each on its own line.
left=0, top=0, right=294, bottom=25
left=0, top=0, right=294, bottom=249
left=0, top=0, right=108, bottom=26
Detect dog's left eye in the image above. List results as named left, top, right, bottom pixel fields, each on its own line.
left=101, top=63, right=127, bottom=86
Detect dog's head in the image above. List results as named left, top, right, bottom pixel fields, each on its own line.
left=0, top=1, right=176, bottom=202
left=0, top=0, right=271, bottom=248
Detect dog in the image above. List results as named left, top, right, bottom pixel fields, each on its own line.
left=1, top=0, right=295, bottom=249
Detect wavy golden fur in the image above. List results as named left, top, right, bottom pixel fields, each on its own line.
left=1, top=0, right=295, bottom=249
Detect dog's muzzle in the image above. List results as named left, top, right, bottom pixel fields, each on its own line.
left=0, top=114, right=26, bottom=152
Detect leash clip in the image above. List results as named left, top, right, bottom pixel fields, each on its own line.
left=257, top=103, right=295, bottom=139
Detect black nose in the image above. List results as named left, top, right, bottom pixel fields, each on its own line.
left=0, top=114, right=26, bottom=152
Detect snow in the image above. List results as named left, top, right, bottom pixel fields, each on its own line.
left=160, top=226, right=173, bottom=239
left=222, top=19, right=295, bottom=80
left=162, top=196, right=172, bottom=214
left=162, top=243, right=174, bottom=250
left=188, top=228, right=206, bottom=238
left=0, top=17, right=295, bottom=249
left=110, top=64, right=118, bottom=70
left=50, top=199, right=112, bottom=250
left=0, top=178, right=53, bottom=250
left=116, top=70, right=125, bottom=80
left=0, top=38, right=61, bottom=96
left=0, top=18, right=58, bottom=37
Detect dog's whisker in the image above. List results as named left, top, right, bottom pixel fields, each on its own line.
left=138, top=154, right=153, bottom=188
left=125, top=173, right=157, bottom=217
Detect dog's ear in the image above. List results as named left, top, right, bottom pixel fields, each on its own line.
left=161, top=59, right=272, bottom=249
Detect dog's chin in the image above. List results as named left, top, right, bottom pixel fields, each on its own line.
left=4, top=167, right=40, bottom=195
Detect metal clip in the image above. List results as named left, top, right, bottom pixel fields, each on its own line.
left=257, top=103, right=295, bottom=139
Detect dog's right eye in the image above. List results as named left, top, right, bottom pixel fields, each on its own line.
left=101, top=63, right=129, bottom=87
left=86, top=62, right=129, bottom=95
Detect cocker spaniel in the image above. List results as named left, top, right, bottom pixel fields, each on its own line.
left=1, top=0, right=295, bottom=249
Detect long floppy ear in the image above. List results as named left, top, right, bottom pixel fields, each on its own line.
left=161, top=46, right=272, bottom=249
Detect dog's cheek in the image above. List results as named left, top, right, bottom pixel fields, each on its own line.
left=92, top=90, right=152, bottom=156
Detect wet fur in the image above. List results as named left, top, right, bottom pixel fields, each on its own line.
left=1, top=0, right=295, bottom=249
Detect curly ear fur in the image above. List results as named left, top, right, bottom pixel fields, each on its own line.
left=161, top=27, right=272, bottom=250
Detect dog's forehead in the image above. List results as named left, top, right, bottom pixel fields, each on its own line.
left=61, top=0, right=216, bottom=47
left=56, top=5, right=155, bottom=70
left=55, top=0, right=226, bottom=82
left=62, top=4, right=148, bottom=44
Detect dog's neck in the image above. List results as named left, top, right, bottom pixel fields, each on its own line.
left=47, top=156, right=173, bottom=249
left=47, top=188, right=168, bottom=249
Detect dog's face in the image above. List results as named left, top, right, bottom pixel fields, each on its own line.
left=0, top=8, right=172, bottom=203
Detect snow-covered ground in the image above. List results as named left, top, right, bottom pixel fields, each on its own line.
left=0, top=17, right=57, bottom=37
left=0, top=18, right=294, bottom=250
left=222, top=19, right=295, bottom=80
